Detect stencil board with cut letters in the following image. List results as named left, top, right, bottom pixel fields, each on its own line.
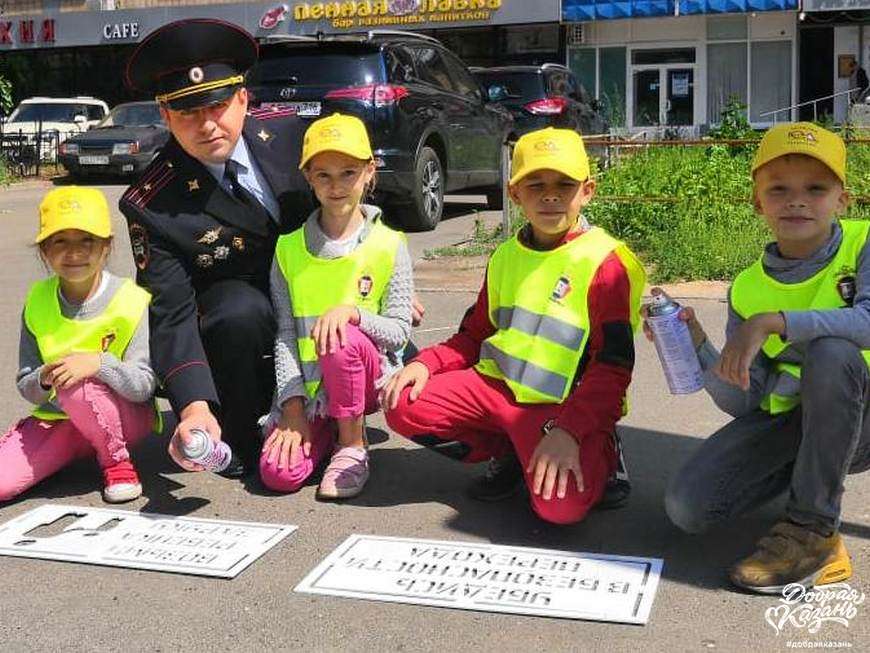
left=295, top=535, right=663, bottom=624
left=0, top=504, right=295, bottom=578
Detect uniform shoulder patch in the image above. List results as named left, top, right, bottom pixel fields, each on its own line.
left=248, top=105, right=297, bottom=120
left=122, top=158, right=176, bottom=209
left=128, top=222, right=151, bottom=270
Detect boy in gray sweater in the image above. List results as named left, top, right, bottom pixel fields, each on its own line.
left=656, top=123, right=870, bottom=593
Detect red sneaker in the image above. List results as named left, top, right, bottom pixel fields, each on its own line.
left=102, top=460, right=142, bottom=503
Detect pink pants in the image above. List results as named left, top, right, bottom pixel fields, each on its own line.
left=0, top=380, right=154, bottom=502
left=260, top=325, right=381, bottom=493
left=385, top=368, right=617, bottom=525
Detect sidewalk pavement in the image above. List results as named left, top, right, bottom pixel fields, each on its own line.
left=0, top=181, right=866, bottom=652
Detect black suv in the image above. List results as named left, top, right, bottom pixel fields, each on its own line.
left=472, top=64, right=608, bottom=146
left=248, top=32, right=513, bottom=230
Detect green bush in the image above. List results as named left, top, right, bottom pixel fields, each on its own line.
left=0, top=155, right=9, bottom=186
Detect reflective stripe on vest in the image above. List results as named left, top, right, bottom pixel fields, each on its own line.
left=275, top=220, right=404, bottom=399
left=24, top=276, right=152, bottom=421
left=731, top=220, right=870, bottom=414
left=475, top=227, right=646, bottom=404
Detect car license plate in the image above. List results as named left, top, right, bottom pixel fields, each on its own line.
left=286, top=102, right=321, bottom=116
left=80, top=155, right=109, bottom=165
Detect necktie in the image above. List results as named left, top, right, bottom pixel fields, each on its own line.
left=223, top=159, right=262, bottom=211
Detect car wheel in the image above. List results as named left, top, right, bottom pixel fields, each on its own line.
left=408, top=146, right=444, bottom=231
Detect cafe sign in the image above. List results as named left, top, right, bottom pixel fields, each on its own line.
left=293, top=0, right=505, bottom=29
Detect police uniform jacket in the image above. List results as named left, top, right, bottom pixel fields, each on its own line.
left=120, top=112, right=314, bottom=415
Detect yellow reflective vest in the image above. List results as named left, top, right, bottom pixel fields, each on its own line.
left=23, top=276, right=151, bottom=421
left=275, top=220, right=405, bottom=399
left=475, top=226, right=646, bottom=404
left=731, top=220, right=870, bottom=414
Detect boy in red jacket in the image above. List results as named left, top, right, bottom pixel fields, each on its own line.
left=383, top=127, right=645, bottom=524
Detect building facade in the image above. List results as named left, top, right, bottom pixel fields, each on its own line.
left=1, top=0, right=867, bottom=131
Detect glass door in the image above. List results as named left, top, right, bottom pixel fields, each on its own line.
left=666, top=68, right=694, bottom=125
left=633, top=69, right=661, bottom=126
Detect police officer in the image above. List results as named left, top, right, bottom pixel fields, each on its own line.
left=121, top=19, right=314, bottom=477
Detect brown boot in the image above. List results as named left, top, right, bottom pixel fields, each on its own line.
left=729, top=521, right=852, bottom=594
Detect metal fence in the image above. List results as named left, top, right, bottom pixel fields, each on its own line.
left=0, top=123, right=71, bottom=177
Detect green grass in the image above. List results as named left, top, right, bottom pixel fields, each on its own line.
left=428, top=143, right=870, bottom=283
left=0, top=155, right=9, bottom=185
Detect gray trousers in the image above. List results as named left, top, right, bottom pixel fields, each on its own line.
left=666, top=337, right=870, bottom=536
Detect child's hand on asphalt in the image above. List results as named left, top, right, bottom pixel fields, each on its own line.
left=43, top=353, right=101, bottom=389
left=714, top=312, right=785, bottom=390
left=641, top=287, right=708, bottom=349
left=312, top=305, right=360, bottom=355
left=528, top=426, right=584, bottom=501
left=380, top=361, right=430, bottom=410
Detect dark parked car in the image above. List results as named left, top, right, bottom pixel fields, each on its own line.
left=59, top=101, right=169, bottom=179
left=471, top=64, right=608, bottom=152
left=248, top=31, right=514, bottom=230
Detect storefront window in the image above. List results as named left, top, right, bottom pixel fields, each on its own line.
left=569, top=48, right=596, bottom=98
left=750, top=41, right=791, bottom=122
left=707, top=42, right=747, bottom=123
left=600, top=47, right=626, bottom=127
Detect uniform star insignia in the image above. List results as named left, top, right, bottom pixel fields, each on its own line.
left=143, top=183, right=152, bottom=192
left=258, top=129, right=271, bottom=142
left=188, top=179, right=200, bottom=192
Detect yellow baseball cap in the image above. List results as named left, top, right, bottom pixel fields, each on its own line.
left=510, top=127, right=590, bottom=186
left=36, top=186, right=112, bottom=244
left=299, top=113, right=373, bottom=169
left=752, top=122, right=846, bottom=184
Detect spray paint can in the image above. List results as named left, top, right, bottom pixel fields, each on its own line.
left=647, top=293, right=704, bottom=394
left=179, top=428, right=233, bottom=472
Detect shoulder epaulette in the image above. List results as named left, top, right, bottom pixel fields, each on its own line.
left=248, top=105, right=298, bottom=120
left=122, top=158, right=176, bottom=209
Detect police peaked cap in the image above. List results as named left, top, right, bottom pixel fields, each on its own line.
left=125, top=19, right=258, bottom=110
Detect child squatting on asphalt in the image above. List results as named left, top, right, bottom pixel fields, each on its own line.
left=649, top=122, right=870, bottom=594
left=0, top=187, right=157, bottom=504
left=259, top=113, right=413, bottom=500
left=383, top=127, right=646, bottom=525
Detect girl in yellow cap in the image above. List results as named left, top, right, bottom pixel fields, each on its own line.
left=260, top=113, right=413, bottom=499
left=0, top=187, right=157, bottom=504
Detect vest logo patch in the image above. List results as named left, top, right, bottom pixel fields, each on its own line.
left=358, top=274, right=373, bottom=298
left=101, top=332, right=116, bottom=352
left=550, top=276, right=572, bottom=302
left=836, top=266, right=857, bottom=306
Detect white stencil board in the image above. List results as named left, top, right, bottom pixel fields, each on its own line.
left=295, top=535, right=663, bottom=624
left=0, top=504, right=295, bottom=578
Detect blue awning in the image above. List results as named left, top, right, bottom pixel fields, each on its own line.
left=562, top=0, right=797, bottom=21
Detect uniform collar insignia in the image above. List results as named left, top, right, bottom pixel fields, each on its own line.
left=188, top=178, right=200, bottom=192
left=257, top=128, right=272, bottom=143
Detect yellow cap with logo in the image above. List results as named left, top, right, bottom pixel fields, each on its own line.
left=299, top=113, right=374, bottom=169
left=752, top=122, right=846, bottom=184
left=36, top=186, right=112, bottom=244
left=510, top=127, right=590, bottom=186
